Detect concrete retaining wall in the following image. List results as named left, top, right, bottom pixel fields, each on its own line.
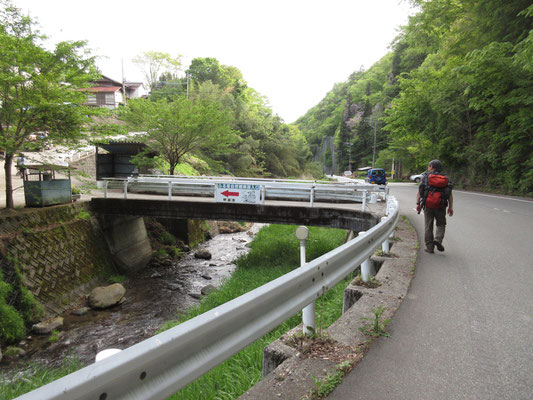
left=0, top=203, right=116, bottom=316
left=69, top=153, right=96, bottom=180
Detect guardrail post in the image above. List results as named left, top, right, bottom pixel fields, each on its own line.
left=359, top=230, right=372, bottom=282
left=362, top=190, right=367, bottom=212
left=296, top=226, right=315, bottom=336
left=261, top=185, right=265, bottom=205
left=381, top=217, right=390, bottom=253
left=104, top=180, right=109, bottom=198
left=386, top=194, right=395, bottom=216
left=123, top=179, right=128, bottom=199
left=168, top=181, right=173, bottom=200
left=310, top=186, right=315, bottom=208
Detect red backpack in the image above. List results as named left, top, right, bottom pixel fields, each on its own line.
left=424, top=174, right=450, bottom=209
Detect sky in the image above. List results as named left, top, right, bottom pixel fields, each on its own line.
left=13, top=0, right=415, bottom=123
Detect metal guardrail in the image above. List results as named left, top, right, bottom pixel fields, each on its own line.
left=102, top=176, right=388, bottom=209
left=17, top=196, right=399, bottom=400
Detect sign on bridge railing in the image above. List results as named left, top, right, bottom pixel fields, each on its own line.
left=214, top=183, right=262, bottom=204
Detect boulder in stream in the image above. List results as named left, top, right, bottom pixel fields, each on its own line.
left=194, top=249, right=212, bottom=260
left=32, top=316, right=64, bottom=335
left=88, top=283, right=126, bottom=310
left=71, top=307, right=89, bottom=316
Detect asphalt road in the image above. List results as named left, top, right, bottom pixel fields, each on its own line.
left=329, top=183, right=533, bottom=400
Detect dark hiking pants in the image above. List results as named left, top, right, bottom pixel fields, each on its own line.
left=424, top=207, right=447, bottom=250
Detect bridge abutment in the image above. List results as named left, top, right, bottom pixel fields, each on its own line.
left=99, top=215, right=152, bottom=273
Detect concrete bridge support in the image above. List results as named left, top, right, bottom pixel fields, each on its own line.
left=99, top=215, right=152, bottom=273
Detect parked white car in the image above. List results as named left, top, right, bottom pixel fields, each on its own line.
left=410, top=173, right=424, bottom=183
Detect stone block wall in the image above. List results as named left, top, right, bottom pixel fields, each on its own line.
left=69, top=153, right=96, bottom=180
left=0, top=202, right=116, bottom=316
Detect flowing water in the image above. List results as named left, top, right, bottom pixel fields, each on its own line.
left=1, top=224, right=264, bottom=378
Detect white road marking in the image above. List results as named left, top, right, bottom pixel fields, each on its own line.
left=455, top=190, right=533, bottom=204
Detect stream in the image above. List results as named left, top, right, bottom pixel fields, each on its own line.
left=1, top=223, right=264, bottom=379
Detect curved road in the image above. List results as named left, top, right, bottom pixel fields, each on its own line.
left=330, top=183, right=533, bottom=400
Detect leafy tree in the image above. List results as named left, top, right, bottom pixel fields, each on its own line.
left=132, top=51, right=182, bottom=92
left=187, top=57, right=234, bottom=89
left=121, top=97, right=240, bottom=175
left=0, top=0, right=99, bottom=208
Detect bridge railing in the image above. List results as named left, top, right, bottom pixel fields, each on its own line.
left=102, top=176, right=388, bottom=210
left=17, top=196, right=399, bottom=400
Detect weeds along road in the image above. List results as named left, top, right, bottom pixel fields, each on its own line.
left=330, top=183, right=533, bottom=400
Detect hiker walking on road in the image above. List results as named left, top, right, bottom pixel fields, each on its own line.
left=416, top=159, right=454, bottom=253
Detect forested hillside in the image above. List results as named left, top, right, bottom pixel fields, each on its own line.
left=121, top=57, right=320, bottom=179
left=296, top=0, right=533, bottom=194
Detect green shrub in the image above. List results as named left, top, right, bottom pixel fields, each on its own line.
left=0, top=279, right=26, bottom=343
left=0, top=260, right=45, bottom=346
left=166, top=246, right=183, bottom=258
left=160, top=231, right=176, bottom=246
left=18, top=287, right=44, bottom=324
left=75, top=210, right=91, bottom=220
left=49, top=330, right=60, bottom=343
left=0, top=302, right=26, bottom=343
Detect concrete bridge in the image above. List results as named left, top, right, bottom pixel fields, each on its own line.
left=90, top=197, right=381, bottom=273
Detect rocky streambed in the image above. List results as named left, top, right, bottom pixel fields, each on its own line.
left=0, top=223, right=264, bottom=378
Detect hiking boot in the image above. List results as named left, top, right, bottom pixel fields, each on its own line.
left=424, top=247, right=434, bottom=253
left=434, top=241, right=445, bottom=252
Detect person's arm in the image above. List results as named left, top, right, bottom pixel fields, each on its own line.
left=448, top=192, right=454, bottom=216
left=416, top=187, right=422, bottom=214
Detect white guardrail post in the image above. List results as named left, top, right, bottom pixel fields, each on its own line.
left=296, top=226, right=315, bottom=336
left=104, top=180, right=109, bottom=198
left=381, top=216, right=390, bottom=253
left=168, top=181, right=173, bottom=200
left=358, top=230, right=372, bottom=282
left=362, top=190, right=368, bottom=212
left=16, top=196, right=399, bottom=400
left=123, top=179, right=128, bottom=199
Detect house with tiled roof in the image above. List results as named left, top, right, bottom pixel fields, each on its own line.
left=85, top=75, right=144, bottom=109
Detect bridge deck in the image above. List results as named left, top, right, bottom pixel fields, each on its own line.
left=90, top=197, right=381, bottom=232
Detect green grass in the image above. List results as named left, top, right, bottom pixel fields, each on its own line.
left=163, top=224, right=350, bottom=400
left=0, top=358, right=83, bottom=400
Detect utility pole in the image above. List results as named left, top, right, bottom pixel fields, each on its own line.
left=372, top=119, right=377, bottom=168
left=367, top=104, right=382, bottom=169
left=121, top=59, right=127, bottom=105
left=344, top=142, right=353, bottom=172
